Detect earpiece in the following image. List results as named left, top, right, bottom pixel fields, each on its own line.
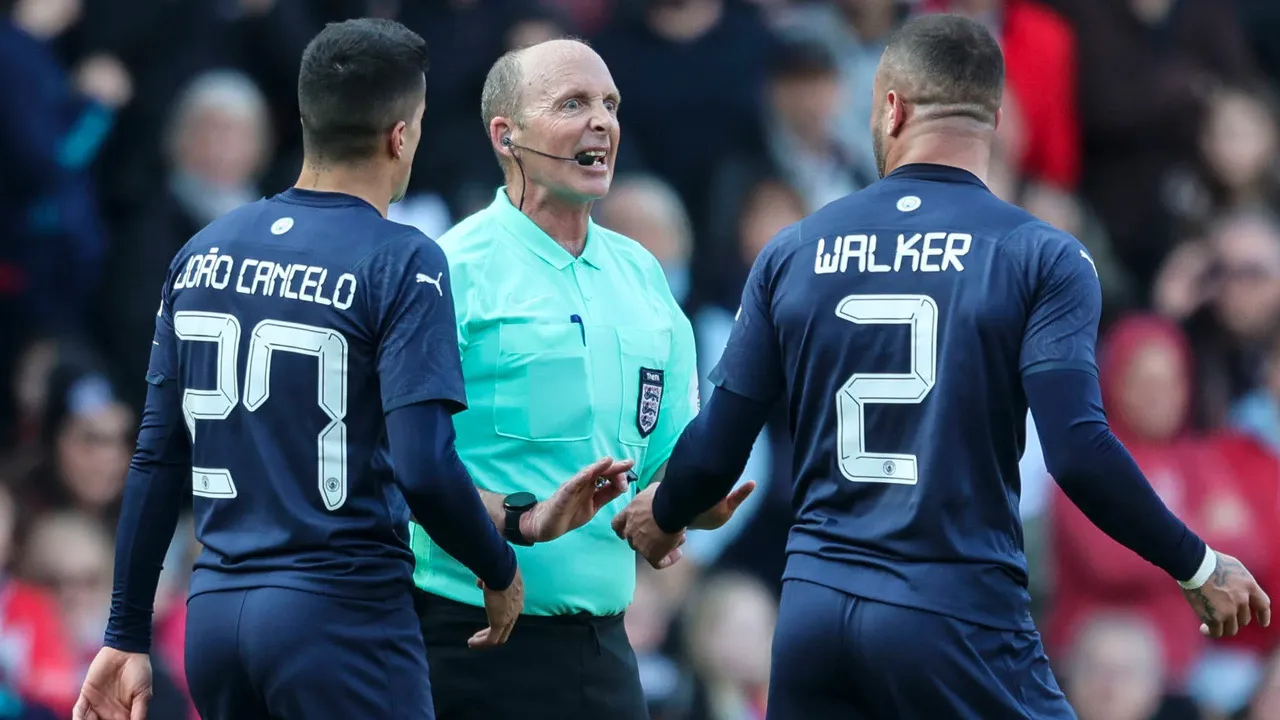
left=502, top=136, right=512, bottom=147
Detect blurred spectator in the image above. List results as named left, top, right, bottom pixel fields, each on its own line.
left=780, top=0, right=904, bottom=186
left=20, top=511, right=189, bottom=717
left=595, top=173, right=695, bottom=304
left=18, top=368, right=130, bottom=525
left=1052, top=0, right=1258, bottom=291
left=0, top=0, right=121, bottom=383
left=0, top=484, right=72, bottom=717
left=684, top=572, right=776, bottom=720
left=920, top=0, right=1080, bottom=190
left=1153, top=239, right=1216, bottom=323
left=778, top=0, right=911, bottom=185
left=1185, top=210, right=1280, bottom=429
left=6, top=338, right=104, bottom=455
left=1170, top=85, right=1280, bottom=234
left=95, top=70, right=272, bottom=410
left=763, top=38, right=870, bottom=211
left=80, top=0, right=314, bottom=215
left=593, top=0, right=778, bottom=312
left=1231, top=332, right=1280, bottom=456
left=1062, top=612, right=1201, bottom=720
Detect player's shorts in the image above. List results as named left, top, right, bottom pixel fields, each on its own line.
left=185, top=586, right=433, bottom=720
left=767, top=579, right=1076, bottom=720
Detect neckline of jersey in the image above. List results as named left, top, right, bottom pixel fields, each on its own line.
left=885, top=163, right=988, bottom=188
left=275, top=187, right=380, bottom=213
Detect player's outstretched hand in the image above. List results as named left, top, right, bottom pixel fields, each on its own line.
left=689, top=481, right=757, bottom=530
left=1182, top=551, right=1271, bottom=639
left=471, top=568, right=525, bottom=648
left=612, top=486, right=686, bottom=570
left=74, top=647, right=152, bottom=720
left=524, top=456, right=635, bottom=543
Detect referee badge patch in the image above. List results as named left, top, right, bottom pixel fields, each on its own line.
left=637, top=368, right=664, bottom=437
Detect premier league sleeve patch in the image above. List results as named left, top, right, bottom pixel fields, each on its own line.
left=637, top=367, right=665, bottom=437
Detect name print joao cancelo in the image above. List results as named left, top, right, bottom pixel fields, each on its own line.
left=814, top=232, right=972, bottom=275
left=173, top=247, right=359, bottom=309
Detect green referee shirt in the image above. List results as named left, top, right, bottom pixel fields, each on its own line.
left=409, top=188, right=699, bottom=616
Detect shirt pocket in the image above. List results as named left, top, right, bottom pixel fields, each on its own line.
left=617, top=326, right=673, bottom=447
left=494, top=323, right=594, bottom=442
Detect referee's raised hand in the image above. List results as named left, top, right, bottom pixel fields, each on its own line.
left=522, top=457, right=635, bottom=543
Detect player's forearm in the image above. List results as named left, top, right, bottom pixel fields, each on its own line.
left=652, top=387, right=770, bottom=533
left=387, top=403, right=517, bottom=590
left=1025, top=368, right=1207, bottom=582
left=105, top=380, right=189, bottom=654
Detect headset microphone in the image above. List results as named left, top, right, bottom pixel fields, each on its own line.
left=503, top=136, right=597, bottom=166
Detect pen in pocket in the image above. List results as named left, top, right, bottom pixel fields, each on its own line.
left=569, top=314, right=586, bottom=345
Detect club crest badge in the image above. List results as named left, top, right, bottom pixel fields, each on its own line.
left=637, top=368, right=664, bottom=437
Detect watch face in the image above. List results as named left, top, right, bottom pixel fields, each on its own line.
left=505, top=491, right=537, bottom=511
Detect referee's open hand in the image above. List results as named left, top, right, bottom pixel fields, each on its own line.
left=523, top=457, right=635, bottom=543
left=471, top=568, right=525, bottom=648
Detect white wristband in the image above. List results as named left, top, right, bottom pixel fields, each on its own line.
left=1178, top=546, right=1217, bottom=590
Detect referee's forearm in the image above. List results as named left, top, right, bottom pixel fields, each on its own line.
left=477, top=489, right=506, bottom=530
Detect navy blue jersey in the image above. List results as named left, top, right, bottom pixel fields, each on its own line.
left=147, top=188, right=465, bottom=601
left=711, top=164, right=1102, bottom=630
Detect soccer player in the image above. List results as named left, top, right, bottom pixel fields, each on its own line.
left=614, top=14, right=1271, bottom=719
left=73, top=19, right=633, bottom=720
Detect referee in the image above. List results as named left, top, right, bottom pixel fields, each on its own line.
left=410, top=39, right=754, bottom=719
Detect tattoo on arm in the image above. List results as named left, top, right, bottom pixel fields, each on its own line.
left=1189, top=553, right=1245, bottom=625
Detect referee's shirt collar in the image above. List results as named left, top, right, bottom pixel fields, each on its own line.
left=490, top=187, right=605, bottom=270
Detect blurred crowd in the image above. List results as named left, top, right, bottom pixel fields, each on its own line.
left=3, top=0, right=1280, bottom=718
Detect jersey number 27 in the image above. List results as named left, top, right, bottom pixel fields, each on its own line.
left=173, top=311, right=349, bottom=511
left=835, top=294, right=937, bottom=485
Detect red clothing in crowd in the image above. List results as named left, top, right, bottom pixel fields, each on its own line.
left=922, top=0, right=1081, bottom=188
left=1048, top=317, right=1280, bottom=684
left=0, top=579, right=77, bottom=715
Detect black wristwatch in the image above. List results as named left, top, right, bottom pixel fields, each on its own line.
left=503, top=492, right=538, bottom=546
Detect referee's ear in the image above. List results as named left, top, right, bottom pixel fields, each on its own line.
left=489, top=117, right=516, bottom=159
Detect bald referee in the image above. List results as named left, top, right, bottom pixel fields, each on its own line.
left=408, top=39, right=755, bottom=719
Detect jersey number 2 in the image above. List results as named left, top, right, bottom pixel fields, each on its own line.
left=174, top=311, right=350, bottom=510
left=834, top=294, right=937, bottom=485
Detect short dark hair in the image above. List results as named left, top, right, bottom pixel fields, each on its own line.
left=880, top=14, right=1004, bottom=125
left=769, top=38, right=837, bottom=82
left=297, top=18, right=428, bottom=163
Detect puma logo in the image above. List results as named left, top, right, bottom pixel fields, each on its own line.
left=416, top=271, right=443, bottom=296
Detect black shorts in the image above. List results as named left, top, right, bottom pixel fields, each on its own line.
left=415, top=590, right=648, bottom=720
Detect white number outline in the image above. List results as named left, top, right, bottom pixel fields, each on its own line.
left=834, top=294, right=938, bottom=485
left=174, top=311, right=350, bottom=510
